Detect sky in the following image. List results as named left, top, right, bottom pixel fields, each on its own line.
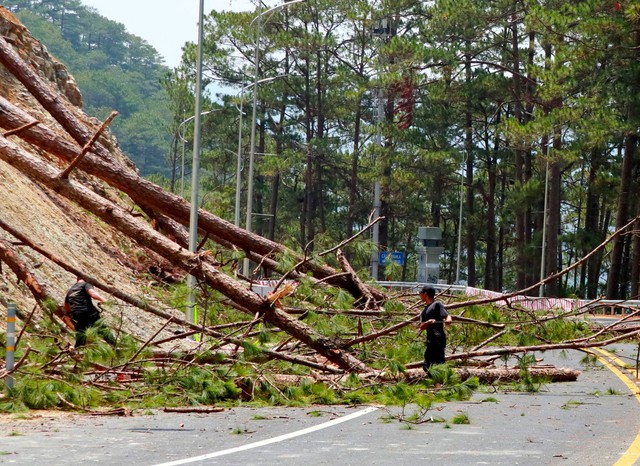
left=79, top=0, right=258, bottom=68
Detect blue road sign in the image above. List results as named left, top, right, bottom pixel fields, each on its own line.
left=379, top=251, right=405, bottom=265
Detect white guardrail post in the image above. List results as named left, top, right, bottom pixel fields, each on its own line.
left=5, top=302, right=16, bottom=390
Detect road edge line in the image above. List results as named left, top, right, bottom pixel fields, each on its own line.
left=152, top=405, right=379, bottom=466
left=589, top=348, right=640, bottom=466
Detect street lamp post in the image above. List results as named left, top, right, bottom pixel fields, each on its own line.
left=186, top=0, right=206, bottom=332
left=243, top=0, right=305, bottom=277
left=370, top=17, right=395, bottom=281
left=455, top=154, right=466, bottom=284
left=539, top=156, right=550, bottom=297
left=234, top=76, right=288, bottom=227
left=178, top=110, right=216, bottom=198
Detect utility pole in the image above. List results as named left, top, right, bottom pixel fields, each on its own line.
left=370, top=16, right=394, bottom=280
left=371, top=89, right=383, bottom=280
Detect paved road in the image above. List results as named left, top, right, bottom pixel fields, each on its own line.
left=1, top=345, right=639, bottom=466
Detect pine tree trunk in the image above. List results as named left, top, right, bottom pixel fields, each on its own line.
left=484, top=111, right=499, bottom=291
left=608, top=24, right=640, bottom=299
left=607, top=132, right=636, bottom=299
left=544, top=131, right=562, bottom=296
left=630, top=28, right=640, bottom=299
left=584, top=151, right=605, bottom=298
left=346, top=30, right=367, bottom=240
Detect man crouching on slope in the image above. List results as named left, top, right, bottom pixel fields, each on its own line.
left=64, top=277, right=116, bottom=348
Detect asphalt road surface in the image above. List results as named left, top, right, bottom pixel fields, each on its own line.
left=1, top=344, right=639, bottom=466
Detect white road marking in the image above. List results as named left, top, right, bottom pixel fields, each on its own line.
left=152, top=406, right=379, bottom=466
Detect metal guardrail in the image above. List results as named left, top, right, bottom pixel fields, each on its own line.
left=250, top=279, right=640, bottom=312
left=376, top=281, right=467, bottom=293
left=376, top=281, right=640, bottom=312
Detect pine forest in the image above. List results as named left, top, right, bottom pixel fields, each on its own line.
left=6, top=0, right=640, bottom=300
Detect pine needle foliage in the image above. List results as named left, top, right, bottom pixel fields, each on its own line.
left=0, top=278, right=601, bottom=414
left=177, top=368, right=240, bottom=405
left=513, top=353, right=547, bottom=392
left=451, top=411, right=470, bottom=424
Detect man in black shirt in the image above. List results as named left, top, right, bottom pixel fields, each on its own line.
left=64, top=277, right=115, bottom=347
left=419, top=286, right=452, bottom=373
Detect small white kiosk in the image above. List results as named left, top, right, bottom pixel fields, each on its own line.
left=416, top=227, right=444, bottom=283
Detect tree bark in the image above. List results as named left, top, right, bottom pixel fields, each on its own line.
left=607, top=132, right=636, bottom=299
left=484, top=110, right=499, bottom=290
left=626, top=21, right=640, bottom=299
left=608, top=24, right=640, bottom=299
left=544, top=133, right=562, bottom=296
left=0, top=238, right=65, bottom=327
left=271, top=365, right=581, bottom=386
left=408, top=366, right=580, bottom=383
left=584, top=150, right=606, bottom=298
left=446, top=329, right=640, bottom=361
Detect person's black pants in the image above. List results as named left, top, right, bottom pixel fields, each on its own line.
left=423, top=338, right=446, bottom=373
left=72, top=314, right=115, bottom=347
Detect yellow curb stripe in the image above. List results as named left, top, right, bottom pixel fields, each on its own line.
left=593, top=347, right=640, bottom=387
left=594, top=348, right=638, bottom=376
left=588, top=348, right=640, bottom=466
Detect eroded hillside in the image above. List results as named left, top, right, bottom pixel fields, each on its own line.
left=0, top=7, right=187, bottom=346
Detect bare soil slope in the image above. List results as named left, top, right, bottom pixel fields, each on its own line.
left=0, top=7, right=187, bottom=346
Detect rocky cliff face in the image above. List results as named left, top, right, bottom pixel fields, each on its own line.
left=0, top=7, right=82, bottom=107
left=0, top=7, right=183, bottom=345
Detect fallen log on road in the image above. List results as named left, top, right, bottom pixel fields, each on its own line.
left=405, top=366, right=581, bottom=383
left=267, top=364, right=581, bottom=387
left=163, top=407, right=225, bottom=414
